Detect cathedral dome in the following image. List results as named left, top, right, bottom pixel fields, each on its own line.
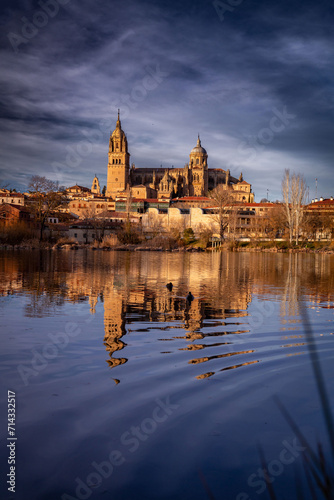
left=111, top=110, right=125, bottom=138
left=190, top=136, right=207, bottom=155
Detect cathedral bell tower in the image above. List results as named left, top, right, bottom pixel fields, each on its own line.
left=106, top=111, right=130, bottom=197
left=189, top=135, right=208, bottom=196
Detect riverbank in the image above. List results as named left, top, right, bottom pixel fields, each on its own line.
left=1, top=240, right=334, bottom=253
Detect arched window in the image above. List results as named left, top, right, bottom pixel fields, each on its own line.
left=196, top=159, right=199, bottom=165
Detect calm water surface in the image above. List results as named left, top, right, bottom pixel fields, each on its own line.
left=0, top=250, right=333, bottom=500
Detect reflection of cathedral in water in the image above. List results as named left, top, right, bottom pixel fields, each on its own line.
left=103, top=285, right=127, bottom=368
left=2, top=251, right=333, bottom=375
left=102, top=281, right=252, bottom=368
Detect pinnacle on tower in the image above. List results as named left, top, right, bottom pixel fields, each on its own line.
left=116, top=109, right=121, bottom=128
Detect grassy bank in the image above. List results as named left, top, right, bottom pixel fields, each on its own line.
left=1, top=235, right=334, bottom=253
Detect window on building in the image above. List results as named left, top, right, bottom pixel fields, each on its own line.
left=74, top=233, right=77, bottom=238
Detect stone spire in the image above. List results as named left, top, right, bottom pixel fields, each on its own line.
left=116, top=109, right=121, bottom=129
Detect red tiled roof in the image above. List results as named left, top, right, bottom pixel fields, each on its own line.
left=242, top=202, right=276, bottom=207
left=308, top=198, right=334, bottom=207
left=67, top=185, right=91, bottom=192
left=0, top=193, right=24, bottom=198
left=0, top=203, right=31, bottom=213
left=172, top=196, right=211, bottom=201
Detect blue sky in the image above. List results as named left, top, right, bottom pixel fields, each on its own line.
left=0, top=0, right=333, bottom=201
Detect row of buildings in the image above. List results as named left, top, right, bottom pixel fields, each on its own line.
left=1, top=113, right=334, bottom=243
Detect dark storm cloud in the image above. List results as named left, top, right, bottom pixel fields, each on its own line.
left=0, top=0, right=333, bottom=199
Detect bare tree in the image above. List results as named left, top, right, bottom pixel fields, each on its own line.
left=82, top=204, right=112, bottom=242
left=281, top=169, right=308, bottom=244
left=303, top=210, right=333, bottom=241
left=146, top=211, right=166, bottom=237
left=266, top=204, right=287, bottom=240
left=196, top=223, right=215, bottom=248
left=28, top=175, right=65, bottom=240
left=208, top=185, right=234, bottom=240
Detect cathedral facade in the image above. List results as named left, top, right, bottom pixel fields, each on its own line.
left=106, top=112, right=254, bottom=202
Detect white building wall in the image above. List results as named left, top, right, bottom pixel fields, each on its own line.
left=142, top=207, right=219, bottom=236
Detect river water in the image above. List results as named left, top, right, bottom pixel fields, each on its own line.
left=0, top=250, right=333, bottom=500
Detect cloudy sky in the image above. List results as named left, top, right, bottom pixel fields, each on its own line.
left=0, top=0, right=333, bottom=201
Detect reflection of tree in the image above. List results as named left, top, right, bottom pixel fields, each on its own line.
left=281, top=253, right=301, bottom=322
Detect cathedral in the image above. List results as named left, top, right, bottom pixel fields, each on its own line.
left=106, top=112, right=254, bottom=202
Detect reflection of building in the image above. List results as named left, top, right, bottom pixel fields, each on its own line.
left=106, top=112, right=254, bottom=202
left=2, top=251, right=333, bottom=378
left=103, top=285, right=127, bottom=368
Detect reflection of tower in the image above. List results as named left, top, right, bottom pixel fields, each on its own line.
left=89, top=295, right=98, bottom=315
left=184, top=299, right=204, bottom=337
left=103, top=286, right=127, bottom=368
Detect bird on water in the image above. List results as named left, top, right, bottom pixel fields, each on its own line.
left=166, top=282, right=173, bottom=291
